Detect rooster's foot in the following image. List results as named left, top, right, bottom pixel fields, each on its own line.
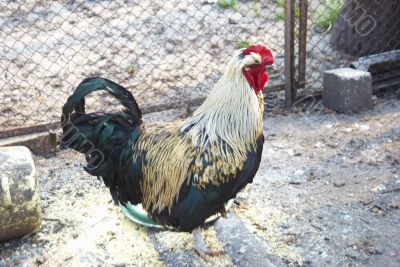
left=192, top=227, right=224, bottom=261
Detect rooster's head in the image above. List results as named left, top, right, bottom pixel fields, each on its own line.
left=242, top=44, right=274, bottom=93
left=225, top=44, right=274, bottom=93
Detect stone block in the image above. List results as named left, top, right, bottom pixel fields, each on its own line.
left=0, top=146, right=41, bottom=242
left=323, top=68, right=372, bottom=114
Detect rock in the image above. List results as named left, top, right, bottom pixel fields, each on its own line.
left=363, top=239, right=383, bottom=255
left=323, top=68, right=372, bottom=114
left=347, top=137, right=366, bottom=150
left=52, top=220, right=65, bottom=233
left=370, top=184, right=385, bottom=192
left=347, top=238, right=361, bottom=247
left=288, top=176, right=303, bottom=185
left=0, top=146, right=41, bottom=242
left=282, top=234, right=297, bottom=245
left=370, top=206, right=385, bottom=216
left=35, top=255, right=47, bottom=265
left=390, top=252, right=400, bottom=257
left=388, top=196, right=400, bottom=209
left=333, top=181, right=345, bottom=187
left=345, top=248, right=368, bottom=262
left=278, top=222, right=290, bottom=229
left=359, top=193, right=374, bottom=205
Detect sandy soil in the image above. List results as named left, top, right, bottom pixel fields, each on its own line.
left=0, top=88, right=399, bottom=267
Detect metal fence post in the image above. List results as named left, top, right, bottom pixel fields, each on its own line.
left=298, top=0, right=308, bottom=89
left=285, top=0, right=296, bottom=108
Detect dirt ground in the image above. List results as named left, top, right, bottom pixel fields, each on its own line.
left=0, top=88, right=399, bottom=267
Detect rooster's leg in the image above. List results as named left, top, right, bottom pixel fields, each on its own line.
left=192, top=227, right=224, bottom=260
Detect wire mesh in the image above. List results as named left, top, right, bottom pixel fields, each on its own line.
left=1, top=0, right=399, bottom=134
left=302, top=0, right=400, bottom=93
left=0, top=0, right=285, bottom=132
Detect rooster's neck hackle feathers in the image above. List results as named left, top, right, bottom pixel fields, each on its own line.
left=181, top=50, right=264, bottom=157
left=140, top=51, right=266, bottom=213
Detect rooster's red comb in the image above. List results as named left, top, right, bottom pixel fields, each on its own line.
left=243, top=44, right=274, bottom=65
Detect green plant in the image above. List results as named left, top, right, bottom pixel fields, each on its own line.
left=274, top=11, right=285, bottom=21
left=237, top=40, right=251, bottom=49
left=315, top=0, right=343, bottom=30
left=127, top=63, right=136, bottom=75
left=218, top=0, right=237, bottom=9
left=274, top=0, right=300, bottom=21
left=252, top=0, right=260, bottom=17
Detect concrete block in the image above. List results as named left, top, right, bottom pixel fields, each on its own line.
left=323, top=68, right=372, bottom=114
left=0, top=146, right=41, bottom=242
left=0, top=132, right=57, bottom=154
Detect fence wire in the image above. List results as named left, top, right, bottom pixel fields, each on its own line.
left=0, top=0, right=285, bottom=132
left=303, top=0, right=400, bottom=92
left=0, top=0, right=399, bottom=134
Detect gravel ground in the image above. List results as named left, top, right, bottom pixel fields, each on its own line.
left=1, top=88, right=399, bottom=267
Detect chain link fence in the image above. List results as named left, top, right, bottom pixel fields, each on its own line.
left=1, top=0, right=399, bottom=134
left=0, top=0, right=286, bottom=133
left=303, top=0, right=400, bottom=93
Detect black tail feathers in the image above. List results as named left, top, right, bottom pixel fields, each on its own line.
left=60, top=77, right=142, bottom=173
left=62, top=77, right=142, bottom=128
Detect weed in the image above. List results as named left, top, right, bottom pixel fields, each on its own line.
left=218, top=0, right=237, bottom=9
left=237, top=40, right=251, bottom=49
left=315, top=0, right=343, bottom=30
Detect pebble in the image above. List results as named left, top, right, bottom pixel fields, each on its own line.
left=288, top=176, right=303, bottom=185
left=307, top=170, right=316, bottom=181
left=333, top=181, right=345, bottom=187
left=36, top=256, right=47, bottom=264
left=278, top=223, right=290, bottom=229
left=363, top=240, right=382, bottom=255
left=347, top=238, right=361, bottom=247
left=370, top=184, right=385, bottom=192
left=389, top=196, right=400, bottom=209
left=359, top=194, right=374, bottom=205
left=52, top=221, right=65, bottom=233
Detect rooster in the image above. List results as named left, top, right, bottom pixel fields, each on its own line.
left=61, top=44, right=274, bottom=259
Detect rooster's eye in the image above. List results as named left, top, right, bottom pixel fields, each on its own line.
left=245, top=64, right=258, bottom=70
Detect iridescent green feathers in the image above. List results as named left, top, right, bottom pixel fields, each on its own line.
left=61, top=77, right=143, bottom=204
left=62, top=77, right=142, bottom=127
